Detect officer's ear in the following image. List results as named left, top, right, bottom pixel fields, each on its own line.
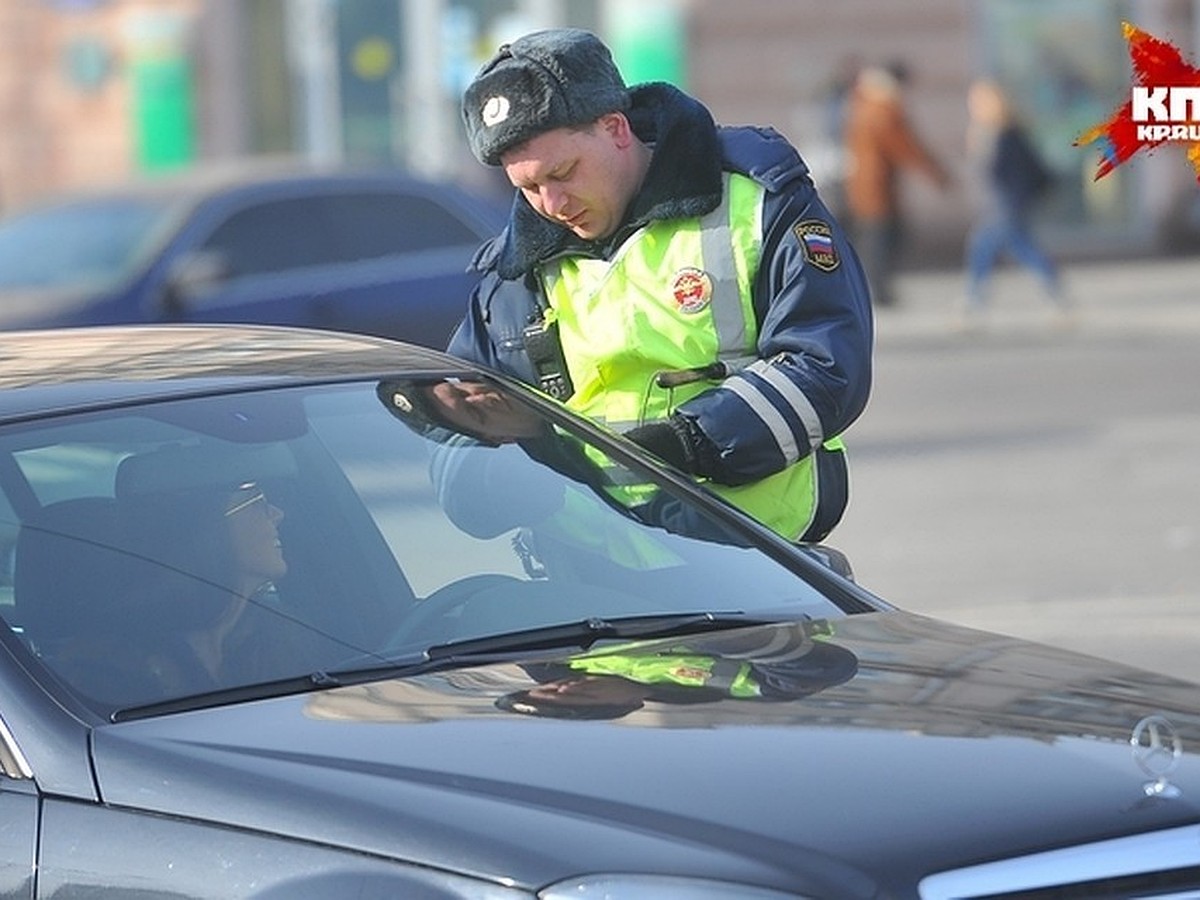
left=597, top=111, right=635, bottom=149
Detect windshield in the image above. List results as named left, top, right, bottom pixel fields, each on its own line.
left=0, top=196, right=174, bottom=290
left=0, top=377, right=851, bottom=718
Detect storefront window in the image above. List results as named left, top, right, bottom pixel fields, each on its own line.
left=337, top=0, right=402, bottom=164
left=975, top=0, right=1134, bottom=235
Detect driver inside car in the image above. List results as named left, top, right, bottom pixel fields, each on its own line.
left=117, top=476, right=294, bottom=692
left=98, top=451, right=352, bottom=706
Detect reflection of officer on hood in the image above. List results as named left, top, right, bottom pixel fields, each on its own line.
left=495, top=622, right=858, bottom=720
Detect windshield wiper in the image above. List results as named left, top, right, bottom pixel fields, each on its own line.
left=325, top=611, right=785, bottom=688
left=431, top=611, right=762, bottom=657
left=111, top=670, right=345, bottom=723
left=111, top=612, right=787, bottom=720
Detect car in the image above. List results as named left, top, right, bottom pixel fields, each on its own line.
left=0, top=161, right=507, bottom=348
left=0, top=323, right=1199, bottom=898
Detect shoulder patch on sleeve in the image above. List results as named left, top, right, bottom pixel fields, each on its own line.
left=792, top=219, right=840, bottom=272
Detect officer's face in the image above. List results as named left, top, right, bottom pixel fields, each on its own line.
left=502, top=113, right=641, bottom=241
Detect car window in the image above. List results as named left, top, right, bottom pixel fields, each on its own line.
left=0, top=379, right=845, bottom=719
left=199, top=197, right=341, bottom=277
left=197, top=190, right=483, bottom=281
left=0, top=197, right=173, bottom=289
left=323, top=191, right=483, bottom=257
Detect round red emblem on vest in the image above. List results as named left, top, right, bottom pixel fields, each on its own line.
left=670, top=267, right=713, bottom=314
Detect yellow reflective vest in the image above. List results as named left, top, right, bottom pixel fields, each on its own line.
left=541, top=173, right=844, bottom=540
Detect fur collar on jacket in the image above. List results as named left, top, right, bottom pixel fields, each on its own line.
left=483, top=82, right=726, bottom=280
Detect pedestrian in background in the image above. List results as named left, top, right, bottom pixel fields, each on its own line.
left=961, top=79, right=1070, bottom=330
left=452, top=28, right=873, bottom=543
left=809, top=53, right=862, bottom=218
left=843, top=60, right=952, bottom=309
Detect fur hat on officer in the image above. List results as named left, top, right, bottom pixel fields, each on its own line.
left=462, top=28, right=631, bottom=166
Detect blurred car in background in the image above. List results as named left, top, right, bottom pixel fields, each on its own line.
left=0, top=161, right=506, bottom=348
left=1, top=323, right=1200, bottom=897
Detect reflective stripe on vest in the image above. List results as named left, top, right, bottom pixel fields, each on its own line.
left=540, top=173, right=837, bottom=540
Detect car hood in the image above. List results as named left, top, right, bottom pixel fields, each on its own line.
left=90, top=611, right=1200, bottom=896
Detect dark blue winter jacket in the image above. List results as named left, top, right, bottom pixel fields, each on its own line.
left=448, top=82, right=872, bottom=534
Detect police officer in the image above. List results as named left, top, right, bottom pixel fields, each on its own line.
left=453, top=29, right=873, bottom=543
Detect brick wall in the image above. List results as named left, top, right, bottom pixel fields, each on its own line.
left=0, top=0, right=196, bottom=212
left=688, top=0, right=974, bottom=267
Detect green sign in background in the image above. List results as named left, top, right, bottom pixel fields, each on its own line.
left=130, top=53, right=195, bottom=171
left=607, top=3, right=686, bottom=88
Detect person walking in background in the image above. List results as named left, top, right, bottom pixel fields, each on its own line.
left=452, top=28, right=873, bottom=544
left=961, top=79, right=1070, bottom=331
left=809, top=53, right=862, bottom=218
left=843, top=60, right=952, bottom=309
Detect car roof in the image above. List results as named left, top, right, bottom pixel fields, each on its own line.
left=0, top=324, right=477, bottom=422
left=9, top=158, right=506, bottom=223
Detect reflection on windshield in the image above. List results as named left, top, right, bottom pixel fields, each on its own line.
left=0, top=379, right=847, bottom=719
left=0, top=197, right=169, bottom=289
left=377, top=377, right=756, bottom=552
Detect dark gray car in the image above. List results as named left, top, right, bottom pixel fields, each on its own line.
left=0, top=324, right=1198, bottom=898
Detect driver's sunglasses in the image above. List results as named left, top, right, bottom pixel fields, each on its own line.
left=224, top=482, right=269, bottom=517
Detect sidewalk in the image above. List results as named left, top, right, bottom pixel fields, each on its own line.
left=837, top=253, right=1200, bottom=684
left=878, top=256, right=1200, bottom=341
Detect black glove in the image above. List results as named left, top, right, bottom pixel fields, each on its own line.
left=625, top=416, right=718, bottom=476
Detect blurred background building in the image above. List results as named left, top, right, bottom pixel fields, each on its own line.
left=1, top=0, right=1197, bottom=267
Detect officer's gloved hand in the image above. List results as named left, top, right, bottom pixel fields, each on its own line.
left=624, top=416, right=717, bottom=477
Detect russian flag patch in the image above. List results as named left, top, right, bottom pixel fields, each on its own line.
left=792, top=219, right=840, bottom=272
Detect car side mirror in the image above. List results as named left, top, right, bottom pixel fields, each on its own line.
left=161, top=250, right=231, bottom=317
left=799, top=544, right=855, bottom=581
